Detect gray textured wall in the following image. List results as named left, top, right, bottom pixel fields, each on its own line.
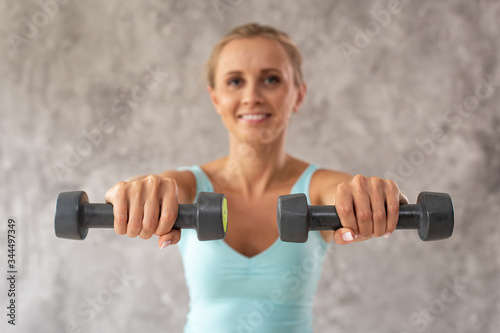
left=1, top=0, right=499, bottom=332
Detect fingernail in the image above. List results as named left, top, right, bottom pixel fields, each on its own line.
left=160, top=240, right=172, bottom=249
left=384, top=232, right=392, bottom=239
left=342, top=232, right=354, bottom=242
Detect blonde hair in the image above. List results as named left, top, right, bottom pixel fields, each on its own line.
left=205, top=23, right=304, bottom=89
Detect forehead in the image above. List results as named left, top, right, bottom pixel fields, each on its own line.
left=216, top=37, right=292, bottom=75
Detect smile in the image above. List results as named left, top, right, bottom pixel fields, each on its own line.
left=238, top=113, right=271, bottom=121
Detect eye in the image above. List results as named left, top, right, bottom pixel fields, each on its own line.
left=227, top=77, right=243, bottom=87
left=264, top=75, right=280, bottom=85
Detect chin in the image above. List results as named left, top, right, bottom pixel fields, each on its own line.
left=235, top=128, right=284, bottom=147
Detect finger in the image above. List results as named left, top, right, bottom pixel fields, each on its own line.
left=126, top=185, right=143, bottom=238
left=155, top=182, right=179, bottom=236
left=353, top=189, right=373, bottom=238
left=385, top=186, right=402, bottom=237
left=104, top=182, right=120, bottom=203
left=335, top=184, right=358, bottom=235
left=158, top=229, right=182, bottom=249
left=332, top=228, right=356, bottom=245
left=139, top=184, right=160, bottom=239
left=399, top=192, right=409, bottom=205
left=370, top=179, right=387, bottom=238
left=110, top=184, right=128, bottom=236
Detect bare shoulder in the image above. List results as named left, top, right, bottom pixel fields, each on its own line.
left=310, top=168, right=353, bottom=205
left=199, top=157, right=232, bottom=192
left=200, top=158, right=225, bottom=175
left=158, top=169, right=197, bottom=204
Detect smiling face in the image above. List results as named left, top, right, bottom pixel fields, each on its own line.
left=208, top=37, right=306, bottom=146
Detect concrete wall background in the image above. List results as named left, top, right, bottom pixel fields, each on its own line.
left=1, top=0, right=499, bottom=332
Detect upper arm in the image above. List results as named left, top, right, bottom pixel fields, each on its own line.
left=310, top=169, right=353, bottom=206
left=158, top=170, right=197, bottom=204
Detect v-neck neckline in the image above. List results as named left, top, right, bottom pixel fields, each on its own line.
left=193, top=164, right=316, bottom=260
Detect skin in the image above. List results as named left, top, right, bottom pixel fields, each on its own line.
left=105, top=36, right=408, bottom=256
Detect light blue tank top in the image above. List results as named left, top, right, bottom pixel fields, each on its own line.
left=177, top=164, right=330, bottom=333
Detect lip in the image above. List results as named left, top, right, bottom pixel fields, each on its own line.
left=237, top=113, right=272, bottom=124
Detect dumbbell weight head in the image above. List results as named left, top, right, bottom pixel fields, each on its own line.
left=193, top=192, right=228, bottom=241
left=417, top=192, right=454, bottom=241
left=55, top=191, right=89, bottom=240
left=277, top=193, right=310, bottom=242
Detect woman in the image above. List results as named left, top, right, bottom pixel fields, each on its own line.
left=105, top=23, right=408, bottom=332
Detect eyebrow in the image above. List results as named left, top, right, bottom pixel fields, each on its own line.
left=223, top=68, right=283, bottom=77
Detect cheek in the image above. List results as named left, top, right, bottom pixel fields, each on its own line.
left=272, top=89, right=296, bottom=112
left=217, top=93, right=239, bottom=114
left=277, top=91, right=298, bottom=125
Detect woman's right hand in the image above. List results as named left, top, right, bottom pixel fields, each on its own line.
left=105, top=175, right=181, bottom=248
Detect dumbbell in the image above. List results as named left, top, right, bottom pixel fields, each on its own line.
left=54, top=191, right=228, bottom=241
left=277, top=192, right=454, bottom=242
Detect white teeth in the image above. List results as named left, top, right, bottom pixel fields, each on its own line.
left=240, top=114, right=268, bottom=120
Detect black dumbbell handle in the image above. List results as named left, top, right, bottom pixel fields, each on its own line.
left=81, top=203, right=197, bottom=229
left=308, top=204, right=423, bottom=231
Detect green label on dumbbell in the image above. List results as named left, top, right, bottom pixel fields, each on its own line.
left=222, top=197, right=228, bottom=233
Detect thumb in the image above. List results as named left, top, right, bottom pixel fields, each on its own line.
left=158, top=229, right=181, bottom=249
left=333, top=228, right=356, bottom=245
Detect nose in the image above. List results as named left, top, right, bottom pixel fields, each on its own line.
left=241, top=81, right=263, bottom=106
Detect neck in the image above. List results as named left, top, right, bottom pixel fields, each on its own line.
left=223, top=133, right=289, bottom=197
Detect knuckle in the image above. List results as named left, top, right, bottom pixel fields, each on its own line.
left=159, top=178, right=178, bottom=197
left=161, top=209, right=177, bottom=225
left=110, top=182, right=128, bottom=200
left=126, top=227, right=138, bottom=237
left=370, top=177, right=383, bottom=190
left=359, top=229, right=372, bottom=237
left=128, top=227, right=141, bottom=236
left=154, top=227, right=168, bottom=237
left=387, top=202, right=399, bottom=214
left=372, top=210, right=386, bottom=223
left=130, top=179, right=141, bottom=188
left=336, top=182, right=350, bottom=194
left=356, top=210, right=372, bottom=221
left=386, top=179, right=399, bottom=192
left=130, top=180, right=143, bottom=194
left=127, top=219, right=141, bottom=233
left=114, top=229, right=125, bottom=236
left=142, top=218, right=157, bottom=233
left=353, top=174, right=363, bottom=181
left=115, top=181, right=127, bottom=191
left=353, top=174, right=366, bottom=183
left=336, top=204, right=352, bottom=217
left=164, top=178, right=178, bottom=192
left=353, top=175, right=367, bottom=192
left=115, top=213, right=128, bottom=226
left=145, top=174, right=161, bottom=187
left=139, top=230, right=153, bottom=239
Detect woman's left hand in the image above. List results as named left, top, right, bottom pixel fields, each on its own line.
left=332, top=174, right=408, bottom=245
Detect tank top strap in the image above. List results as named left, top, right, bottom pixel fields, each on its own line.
left=177, top=165, right=214, bottom=195
left=290, top=164, right=320, bottom=204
